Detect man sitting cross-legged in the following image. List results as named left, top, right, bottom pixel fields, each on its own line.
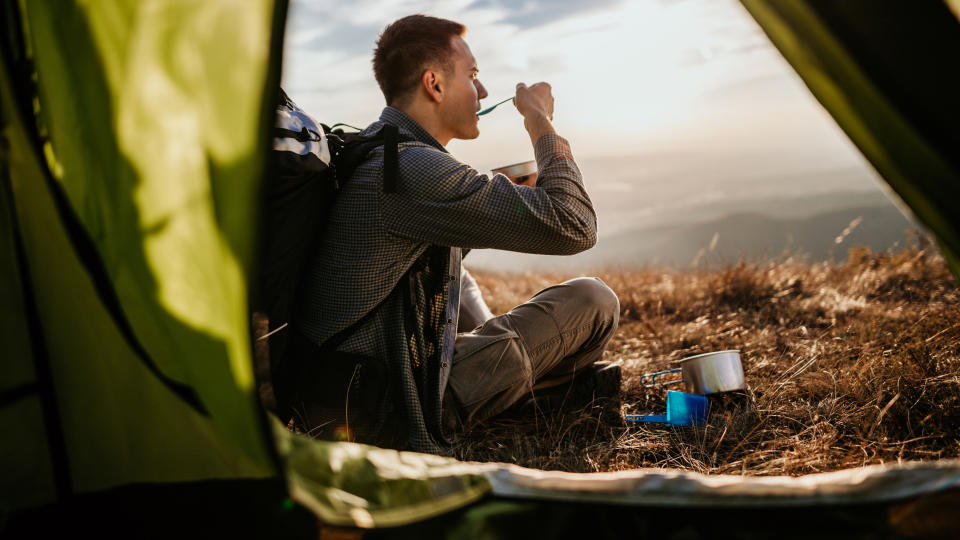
left=279, top=14, right=621, bottom=453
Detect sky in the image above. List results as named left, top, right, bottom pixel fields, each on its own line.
left=280, top=0, right=891, bottom=244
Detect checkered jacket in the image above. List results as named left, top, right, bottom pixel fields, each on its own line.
left=295, top=107, right=596, bottom=453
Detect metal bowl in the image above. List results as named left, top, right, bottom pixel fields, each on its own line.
left=679, top=350, right=745, bottom=395
left=492, top=160, right=536, bottom=181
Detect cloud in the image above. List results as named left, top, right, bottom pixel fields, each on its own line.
left=466, top=0, right=625, bottom=29
left=297, top=21, right=383, bottom=60
left=286, top=2, right=385, bottom=60
left=285, top=0, right=500, bottom=64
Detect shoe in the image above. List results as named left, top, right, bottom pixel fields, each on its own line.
left=515, top=362, right=622, bottom=415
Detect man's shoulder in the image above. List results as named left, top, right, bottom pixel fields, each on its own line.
left=353, top=116, right=481, bottom=192
left=354, top=136, right=447, bottom=171
left=396, top=142, right=476, bottom=191
left=397, top=138, right=449, bottom=162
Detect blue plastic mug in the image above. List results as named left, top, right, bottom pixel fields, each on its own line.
left=625, top=390, right=709, bottom=426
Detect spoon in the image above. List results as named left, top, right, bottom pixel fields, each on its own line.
left=477, top=96, right=514, bottom=117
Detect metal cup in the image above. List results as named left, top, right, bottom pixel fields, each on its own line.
left=679, top=350, right=745, bottom=395
left=492, top=160, right=538, bottom=185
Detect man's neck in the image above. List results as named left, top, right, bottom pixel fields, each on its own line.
left=395, top=102, right=451, bottom=147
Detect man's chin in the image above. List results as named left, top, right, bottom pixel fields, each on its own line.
left=458, top=126, right=481, bottom=140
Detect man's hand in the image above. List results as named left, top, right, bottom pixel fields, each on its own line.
left=515, top=82, right=554, bottom=121
left=514, top=82, right=556, bottom=144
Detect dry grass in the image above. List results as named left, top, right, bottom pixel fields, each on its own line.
left=455, top=240, right=960, bottom=476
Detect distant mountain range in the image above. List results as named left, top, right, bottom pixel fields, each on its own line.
left=590, top=204, right=915, bottom=267
left=466, top=190, right=919, bottom=271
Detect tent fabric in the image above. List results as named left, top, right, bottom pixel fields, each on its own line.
left=18, top=0, right=274, bottom=453
left=4, top=478, right=319, bottom=538
left=0, top=0, right=281, bottom=506
left=277, top=421, right=491, bottom=528
left=279, top=425, right=960, bottom=528
left=740, top=0, right=960, bottom=278
left=0, top=117, right=57, bottom=509
left=482, top=459, right=960, bottom=507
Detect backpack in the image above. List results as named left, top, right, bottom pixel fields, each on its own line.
left=252, top=89, right=409, bottom=415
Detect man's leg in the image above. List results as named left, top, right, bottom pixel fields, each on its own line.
left=444, top=277, right=619, bottom=429
left=458, top=266, right=495, bottom=332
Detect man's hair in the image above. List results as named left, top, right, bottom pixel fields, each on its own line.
left=373, top=14, right=467, bottom=106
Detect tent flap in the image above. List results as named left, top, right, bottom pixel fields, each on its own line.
left=277, top=421, right=492, bottom=528
left=1, top=0, right=284, bottom=500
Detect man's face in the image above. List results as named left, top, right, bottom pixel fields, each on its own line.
left=438, top=36, right=488, bottom=141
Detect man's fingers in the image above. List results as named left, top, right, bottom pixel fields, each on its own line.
left=515, top=83, right=528, bottom=99
left=530, top=81, right=551, bottom=93
left=515, top=81, right=554, bottom=120
left=515, top=82, right=527, bottom=100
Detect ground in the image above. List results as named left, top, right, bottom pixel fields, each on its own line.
left=456, top=241, right=960, bottom=476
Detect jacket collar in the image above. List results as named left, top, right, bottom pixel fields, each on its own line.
left=379, top=107, right=448, bottom=153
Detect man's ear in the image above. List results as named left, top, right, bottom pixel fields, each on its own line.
left=422, top=69, right=443, bottom=103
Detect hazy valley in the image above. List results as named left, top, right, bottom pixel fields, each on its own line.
left=468, top=161, right=918, bottom=272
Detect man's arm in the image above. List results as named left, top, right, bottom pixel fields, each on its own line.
left=381, top=82, right=597, bottom=255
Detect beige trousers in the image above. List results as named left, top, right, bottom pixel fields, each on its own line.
left=444, top=275, right=619, bottom=429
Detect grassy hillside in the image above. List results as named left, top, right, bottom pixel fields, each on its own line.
left=457, top=240, right=960, bottom=476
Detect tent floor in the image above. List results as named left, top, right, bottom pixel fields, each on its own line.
left=4, top=483, right=958, bottom=538
left=366, top=489, right=960, bottom=540
left=2, top=478, right=316, bottom=539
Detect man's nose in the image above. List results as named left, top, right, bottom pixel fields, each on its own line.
left=476, top=80, right=488, bottom=100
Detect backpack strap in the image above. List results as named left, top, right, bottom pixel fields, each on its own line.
left=326, top=123, right=412, bottom=194
left=274, top=126, right=322, bottom=143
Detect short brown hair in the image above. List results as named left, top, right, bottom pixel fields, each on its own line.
left=373, top=15, right=466, bottom=106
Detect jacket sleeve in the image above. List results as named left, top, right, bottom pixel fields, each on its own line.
left=381, top=134, right=597, bottom=255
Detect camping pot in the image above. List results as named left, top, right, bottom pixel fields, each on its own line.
left=679, top=350, right=745, bottom=395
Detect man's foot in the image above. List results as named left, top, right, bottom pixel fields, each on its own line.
left=513, top=362, right=622, bottom=416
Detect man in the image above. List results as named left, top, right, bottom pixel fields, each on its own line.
left=287, top=14, right=620, bottom=454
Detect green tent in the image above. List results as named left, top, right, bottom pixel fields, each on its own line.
left=1, top=0, right=958, bottom=537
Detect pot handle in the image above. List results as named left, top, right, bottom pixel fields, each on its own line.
left=639, top=368, right=682, bottom=388
left=624, top=414, right=668, bottom=423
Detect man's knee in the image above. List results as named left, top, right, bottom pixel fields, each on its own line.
left=563, top=277, right=619, bottom=325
